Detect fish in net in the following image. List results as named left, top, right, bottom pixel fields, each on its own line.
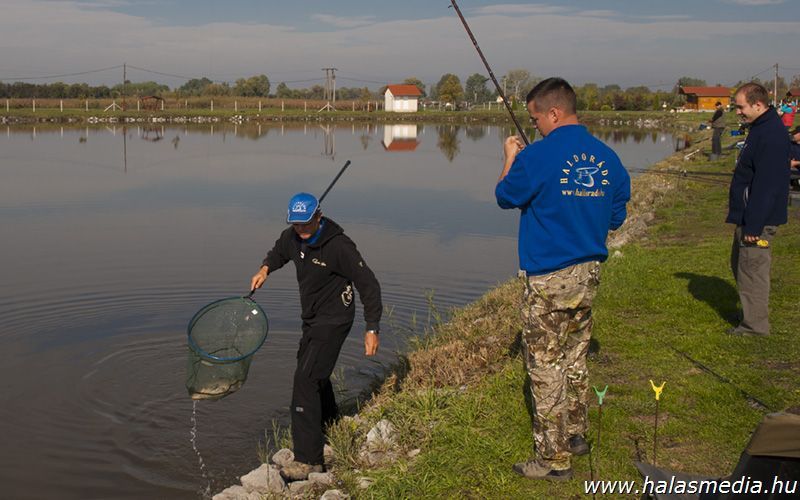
left=186, top=295, right=268, bottom=400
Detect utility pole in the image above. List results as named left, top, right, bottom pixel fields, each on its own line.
left=123, top=63, right=127, bottom=111
left=774, top=63, right=779, bottom=107
left=319, top=67, right=338, bottom=112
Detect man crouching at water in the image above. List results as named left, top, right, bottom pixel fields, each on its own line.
left=495, top=78, right=631, bottom=480
left=250, top=192, right=382, bottom=481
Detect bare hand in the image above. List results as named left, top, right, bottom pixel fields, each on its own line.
left=743, top=234, right=759, bottom=243
left=364, top=331, right=379, bottom=356
left=250, top=267, right=268, bottom=291
left=503, top=136, right=525, bottom=162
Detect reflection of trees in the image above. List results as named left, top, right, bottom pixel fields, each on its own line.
left=464, top=125, right=486, bottom=141
left=238, top=124, right=270, bottom=140
left=360, top=134, right=371, bottom=150
left=437, top=125, right=461, bottom=162
left=592, top=127, right=655, bottom=144
left=496, top=123, right=535, bottom=143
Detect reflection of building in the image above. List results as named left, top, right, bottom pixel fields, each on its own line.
left=679, top=86, right=731, bottom=111
left=384, top=84, right=422, bottom=112
left=382, top=124, right=419, bottom=152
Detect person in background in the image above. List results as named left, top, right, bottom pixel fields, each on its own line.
left=778, top=97, right=797, bottom=129
left=727, top=83, right=790, bottom=337
left=790, top=126, right=800, bottom=170
left=250, top=193, right=382, bottom=481
left=709, top=101, right=726, bottom=160
left=495, top=77, right=631, bottom=481
left=790, top=126, right=800, bottom=190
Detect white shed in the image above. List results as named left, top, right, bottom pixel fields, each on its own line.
left=384, top=84, right=423, bottom=112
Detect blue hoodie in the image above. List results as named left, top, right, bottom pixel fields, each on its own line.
left=496, top=124, right=631, bottom=275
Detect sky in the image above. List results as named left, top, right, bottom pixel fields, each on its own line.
left=0, top=0, right=798, bottom=90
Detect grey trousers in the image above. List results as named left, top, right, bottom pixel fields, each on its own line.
left=711, top=128, right=723, bottom=156
left=730, top=225, right=777, bottom=335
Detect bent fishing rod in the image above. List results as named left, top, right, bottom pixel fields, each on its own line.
left=449, top=0, right=530, bottom=145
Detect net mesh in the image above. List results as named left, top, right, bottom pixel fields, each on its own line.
left=185, top=296, right=268, bottom=400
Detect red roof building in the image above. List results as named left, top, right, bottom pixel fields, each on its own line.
left=384, top=84, right=423, bottom=112
left=679, top=86, right=731, bottom=111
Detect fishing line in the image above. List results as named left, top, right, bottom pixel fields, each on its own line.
left=668, top=346, right=772, bottom=412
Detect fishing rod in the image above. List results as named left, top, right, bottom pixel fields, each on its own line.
left=319, top=160, right=351, bottom=203
left=626, top=164, right=733, bottom=186
left=449, top=0, right=530, bottom=145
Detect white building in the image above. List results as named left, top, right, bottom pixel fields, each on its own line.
left=384, top=84, right=423, bottom=112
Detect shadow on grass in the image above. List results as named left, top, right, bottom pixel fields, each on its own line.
left=674, top=272, right=738, bottom=326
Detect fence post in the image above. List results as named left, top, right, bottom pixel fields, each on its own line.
left=33, top=99, right=36, bottom=112
left=6, top=99, right=8, bottom=112
left=235, top=101, right=238, bottom=112
left=60, top=100, right=63, bottom=112
left=282, top=100, right=285, bottom=111
left=258, top=100, right=262, bottom=112
left=161, top=99, right=164, bottom=111
left=211, top=100, right=214, bottom=111
left=137, top=100, right=140, bottom=112
left=85, top=100, right=88, bottom=111
left=304, top=101, right=307, bottom=112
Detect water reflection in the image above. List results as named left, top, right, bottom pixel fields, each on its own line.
left=382, top=124, right=419, bottom=152
left=436, top=124, right=460, bottom=162
left=5, top=122, right=676, bottom=168
left=465, top=125, right=486, bottom=141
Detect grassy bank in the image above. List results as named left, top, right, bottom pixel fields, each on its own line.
left=321, top=130, right=799, bottom=498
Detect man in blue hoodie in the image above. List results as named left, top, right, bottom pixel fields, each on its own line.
left=496, top=78, right=630, bottom=480
left=727, top=83, right=790, bottom=336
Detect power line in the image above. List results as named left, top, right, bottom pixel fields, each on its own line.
left=0, top=64, right=123, bottom=82
left=126, top=64, right=204, bottom=82
left=338, top=76, right=387, bottom=85
left=749, top=64, right=774, bottom=80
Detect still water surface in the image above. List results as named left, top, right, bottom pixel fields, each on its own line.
left=0, top=122, right=675, bottom=498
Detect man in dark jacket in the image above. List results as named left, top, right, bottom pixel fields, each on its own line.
left=250, top=192, right=381, bottom=480
left=727, top=83, right=790, bottom=336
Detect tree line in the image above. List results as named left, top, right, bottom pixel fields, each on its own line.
left=3, top=70, right=798, bottom=110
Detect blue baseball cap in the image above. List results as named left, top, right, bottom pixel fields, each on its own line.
left=287, top=192, right=320, bottom=223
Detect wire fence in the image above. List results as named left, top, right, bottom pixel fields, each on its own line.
left=0, top=96, right=391, bottom=113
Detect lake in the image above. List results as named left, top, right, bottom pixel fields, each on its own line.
left=0, top=121, right=676, bottom=498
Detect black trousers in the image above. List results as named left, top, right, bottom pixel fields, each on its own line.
left=291, top=320, right=353, bottom=464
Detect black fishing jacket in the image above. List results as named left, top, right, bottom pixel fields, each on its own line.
left=262, top=217, right=381, bottom=331
left=726, top=107, right=789, bottom=236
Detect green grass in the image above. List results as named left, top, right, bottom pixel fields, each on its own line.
left=343, top=141, right=799, bottom=498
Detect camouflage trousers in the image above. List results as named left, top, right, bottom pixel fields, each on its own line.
left=520, top=261, right=600, bottom=471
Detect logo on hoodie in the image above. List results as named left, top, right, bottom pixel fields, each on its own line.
left=341, top=284, right=353, bottom=307
left=561, top=152, right=610, bottom=197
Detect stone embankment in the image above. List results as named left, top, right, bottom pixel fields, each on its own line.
left=214, top=418, right=409, bottom=500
